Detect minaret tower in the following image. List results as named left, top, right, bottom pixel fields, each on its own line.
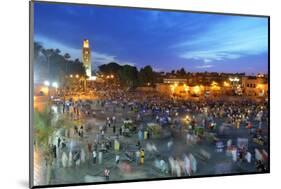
left=82, top=39, right=91, bottom=78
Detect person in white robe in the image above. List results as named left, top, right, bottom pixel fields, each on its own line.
left=231, top=148, right=237, bottom=162
left=61, top=152, right=68, bottom=168
left=183, top=154, right=191, bottom=176
left=168, top=157, right=176, bottom=176
left=76, top=159, right=81, bottom=167
left=189, top=153, right=197, bottom=173
left=68, top=151, right=73, bottom=167
left=255, top=148, right=262, bottom=161
left=245, top=152, right=251, bottom=163
left=98, top=151, right=103, bottom=164
left=175, top=160, right=181, bottom=177
left=81, top=149, right=86, bottom=163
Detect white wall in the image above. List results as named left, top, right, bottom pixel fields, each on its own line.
left=0, top=0, right=279, bottom=188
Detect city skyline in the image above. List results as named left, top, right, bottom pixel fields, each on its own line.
left=34, top=2, right=268, bottom=74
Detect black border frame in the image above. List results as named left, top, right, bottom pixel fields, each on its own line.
left=29, top=1, right=270, bottom=188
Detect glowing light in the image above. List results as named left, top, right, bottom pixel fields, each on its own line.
left=75, top=74, right=79, bottom=78
left=193, top=86, right=200, bottom=94
left=257, top=84, right=264, bottom=89
left=184, top=115, right=191, bottom=123
left=40, top=87, right=49, bottom=94
left=44, top=80, right=50, bottom=86
left=52, top=82, right=58, bottom=88
left=184, top=84, right=189, bottom=92
left=83, top=39, right=89, bottom=48
left=70, top=74, right=73, bottom=78
left=211, top=81, right=218, bottom=86
left=223, top=81, right=230, bottom=87
left=90, top=76, right=97, bottom=81
left=229, top=77, right=239, bottom=82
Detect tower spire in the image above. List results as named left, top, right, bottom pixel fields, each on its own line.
left=82, top=39, right=91, bottom=78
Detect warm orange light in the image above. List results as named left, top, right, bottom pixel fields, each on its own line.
left=83, top=39, right=89, bottom=48
left=257, top=84, right=264, bottom=89
left=193, top=86, right=200, bottom=94
left=223, top=81, right=230, bottom=87
left=184, top=84, right=189, bottom=92
left=75, top=74, right=79, bottom=78
left=211, top=81, right=218, bottom=86
left=40, top=87, right=49, bottom=94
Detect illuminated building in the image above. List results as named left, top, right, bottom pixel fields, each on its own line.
left=241, top=76, right=268, bottom=97
left=82, top=39, right=91, bottom=78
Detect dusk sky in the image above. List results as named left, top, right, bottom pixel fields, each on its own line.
left=34, top=2, right=268, bottom=74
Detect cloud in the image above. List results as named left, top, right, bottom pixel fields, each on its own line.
left=175, top=16, right=268, bottom=63
left=180, top=51, right=241, bottom=63
left=195, top=64, right=214, bottom=69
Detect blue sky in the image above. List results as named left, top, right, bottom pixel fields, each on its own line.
left=34, top=2, right=268, bottom=74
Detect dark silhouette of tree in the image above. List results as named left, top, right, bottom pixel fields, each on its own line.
left=34, top=42, right=43, bottom=63
left=33, top=41, right=86, bottom=83
left=139, top=65, right=155, bottom=85
left=118, top=65, right=139, bottom=87
left=55, top=49, right=61, bottom=55
left=98, top=62, right=122, bottom=75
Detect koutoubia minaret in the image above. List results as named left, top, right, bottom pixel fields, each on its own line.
left=82, top=39, right=91, bottom=78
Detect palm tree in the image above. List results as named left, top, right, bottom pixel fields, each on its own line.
left=34, top=42, right=43, bottom=63
left=55, top=48, right=61, bottom=55
left=42, top=49, right=54, bottom=77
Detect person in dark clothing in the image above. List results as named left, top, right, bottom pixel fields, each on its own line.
left=113, top=125, right=116, bottom=134
left=52, top=145, right=57, bottom=159
left=119, top=127, right=122, bottom=135
left=147, top=131, right=150, bottom=139
left=57, top=137, right=61, bottom=148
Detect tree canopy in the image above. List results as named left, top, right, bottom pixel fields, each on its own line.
left=98, top=63, right=156, bottom=88
left=34, top=41, right=86, bottom=83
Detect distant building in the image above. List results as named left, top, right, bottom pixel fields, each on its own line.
left=241, top=76, right=268, bottom=97
left=82, top=39, right=91, bottom=78
left=163, top=78, right=187, bottom=84
left=155, top=73, right=268, bottom=98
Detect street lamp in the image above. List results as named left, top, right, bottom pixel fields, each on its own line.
left=44, top=80, right=50, bottom=86
left=52, top=82, right=58, bottom=88
left=75, top=74, right=79, bottom=78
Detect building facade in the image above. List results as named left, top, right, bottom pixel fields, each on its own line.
left=241, top=76, right=268, bottom=97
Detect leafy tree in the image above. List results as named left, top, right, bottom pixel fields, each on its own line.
left=33, top=41, right=87, bottom=83
left=118, top=65, right=139, bottom=87
left=178, top=67, right=186, bottom=76
left=98, top=62, right=122, bottom=75
left=139, top=65, right=155, bottom=85
left=34, top=42, right=43, bottom=63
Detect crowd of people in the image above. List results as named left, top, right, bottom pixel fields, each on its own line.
left=42, top=83, right=268, bottom=183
